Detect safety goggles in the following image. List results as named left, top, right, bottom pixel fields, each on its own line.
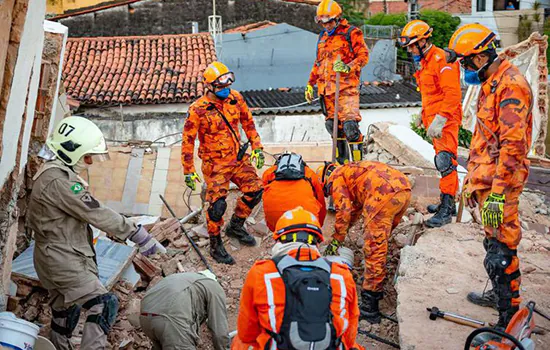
left=212, top=72, right=235, bottom=87
left=397, top=36, right=416, bottom=47
left=88, top=153, right=111, bottom=162
left=315, top=15, right=336, bottom=24
left=445, top=48, right=478, bottom=70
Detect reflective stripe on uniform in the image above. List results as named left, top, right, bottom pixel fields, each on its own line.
left=330, top=273, right=349, bottom=333
left=440, top=66, right=452, bottom=73
left=264, top=272, right=281, bottom=350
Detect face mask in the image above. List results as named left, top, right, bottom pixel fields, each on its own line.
left=327, top=27, right=337, bottom=36
left=463, top=69, right=481, bottom=85
left=214, top=87, right=231, bottom=99
left=72, top=158, right=90, bottom=174
left=412, top=55, right=422, bottom=63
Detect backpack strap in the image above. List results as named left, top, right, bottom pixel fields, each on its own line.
left=275, top=254, right=332, bottom=274
left=315, top=30, right=326, bottom=67
left=345, top=25, right=356, bottom=55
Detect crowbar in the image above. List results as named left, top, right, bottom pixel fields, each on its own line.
left=159, top=194, right=213, bottom=273
left=328, top=55, right=341, bottom=210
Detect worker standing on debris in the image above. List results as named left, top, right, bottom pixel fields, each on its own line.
left=181, top=61, right=265, bottom=265
left=26, top=116, right=164, bottom=350
left=398, top=20, right=463, bottom=228
left=262, top=152, right=326, bottom=231
left=232, top=207, right=363, bottom=350
left=446, top=24, right=533, bottom=331
left=318, top=161, right=411, bottom=324
left=306, top=0, right=369, bottom=164
left=139, top=271, right=229, bottom=350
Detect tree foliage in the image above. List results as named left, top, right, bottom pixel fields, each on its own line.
left=340, top=0, right=367, bottom=26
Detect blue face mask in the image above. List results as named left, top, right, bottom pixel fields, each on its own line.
left=412, top=55, right=422, bottom=63
left=463, top=69, right=481, bottom=85
left=327, top=27, right=337, bottom=36
left=214, top=87, right=231, bottom=99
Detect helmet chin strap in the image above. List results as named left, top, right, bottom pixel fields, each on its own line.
left=414, top=41, right=433, bottom=60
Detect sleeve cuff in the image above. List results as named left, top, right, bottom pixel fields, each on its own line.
left=491, top=183, right=506, bottom=195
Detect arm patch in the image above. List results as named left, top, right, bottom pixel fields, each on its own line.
left=500, top=98, right=521, bottom=108
left=80, top=193, right=100, bottom=209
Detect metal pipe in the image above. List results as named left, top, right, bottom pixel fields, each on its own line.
left=179, top=207, right=203, bottom=225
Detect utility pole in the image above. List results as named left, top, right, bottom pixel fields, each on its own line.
left=408, top=0, right=419, bottom=20
left=208, top=0, right=223, bottom=58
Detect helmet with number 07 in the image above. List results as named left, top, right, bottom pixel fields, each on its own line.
left=46, top=116, right=110, bottom=166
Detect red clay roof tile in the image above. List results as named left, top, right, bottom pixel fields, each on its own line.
left=62, top=32, right=217, bottom=106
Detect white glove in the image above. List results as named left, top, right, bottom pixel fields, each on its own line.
left=412, top=114, right=423, bottom=129
left=130, top=225, right=166, bottom=256
left=427, top=114, right=447, bottom=139
left=198, top=269, right=217, bottom=281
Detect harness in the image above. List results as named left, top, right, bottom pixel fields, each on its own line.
left=315, top=25, right=356, bottom=67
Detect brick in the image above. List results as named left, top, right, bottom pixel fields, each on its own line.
left=133, top=254, right=161, bottom=281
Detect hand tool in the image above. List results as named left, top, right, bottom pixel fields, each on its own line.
left=159, top=194, right=213, bottom=273
left=328, top=55, right=341, bottom=210
left=427, top=306, right=489, bottom=329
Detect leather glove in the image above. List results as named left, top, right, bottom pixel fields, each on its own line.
left=463, top=190, right=478, bottom=209
left=333, top=59, right=351, bottom=74
left=130, top=225, right=166, bottom=256
left=481, top=193, right=505, bottom=228
left=184, top=172, right=201, bottom=191
left=412, top=113, right=423, bottom=129
left=426, top=114, right=447, bottom=139
left=323, top=238, right=342, bottom=256
left=305, top=84, right=314, bottom=104
left=250, top=149, right=265, bottom=169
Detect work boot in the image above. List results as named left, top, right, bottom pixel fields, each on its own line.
left=467, top=286, right=498, bottom=309
left=210, top=235, right=235, bottom=265
left=471, top=306, right=519, bottom=347
left=360, top=290, right=383, bottom=324
left=336, top=138, right=350, bottom=165
left=427, top=193, right=457, bottom=216
left=226, top=215, right=256, bottom=246
left=425, top=194, right=455, bottom=228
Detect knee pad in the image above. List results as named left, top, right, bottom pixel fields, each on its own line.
left=343, top=120, right=362, bottom=142
left=82, top=293, right=120, bottom=335
left=434, top=151, right=457, bottom=177
left=325, top=119, right=345, bottom=138
left=483, top=239, right=520, bottom=310
left=51, top=304, right=81, bottom=338
left=242, top=189, right=263, bottom=209
left=208, top=197, right=227, bottom=222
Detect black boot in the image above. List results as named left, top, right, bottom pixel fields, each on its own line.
left=210, top=235, right=235, bottom=265
left=360, top=290, right=383, bottom=324
left=467, top=280, right=498, bottom=309
left=425, top=194, right=454, bottom=228
left=471, top=306, right=519, bottom=347
left=427, top=193, right=457, bottom=216
left=226, top=215, right=256, bottom=246
left=336, top=138, right=350, bottom=165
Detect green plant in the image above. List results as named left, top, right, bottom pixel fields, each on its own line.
left=544, top=18, right=550, bottom=69
left=410, top=115, right=473, bottom=148
left=533, top=1, right=541, bottom=10
left=340, top=0, right=367, bottom=26
left=518, top=15, right=533, bottom=41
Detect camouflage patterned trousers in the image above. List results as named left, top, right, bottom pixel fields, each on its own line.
left=362, top=190, right=411, bottom=292
left=202, top=155, right=262, bottom=236
left=322, top=89, right=361, bottom=123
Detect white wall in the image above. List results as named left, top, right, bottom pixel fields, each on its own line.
left=44, top=20, right=68, bottom=134
left=0, top=0, right=46, bottom=186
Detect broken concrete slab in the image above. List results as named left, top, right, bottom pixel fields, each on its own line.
left=133, top=254, right=161, bottom=281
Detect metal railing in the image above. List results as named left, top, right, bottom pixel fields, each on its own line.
left=362, top=24, right=400, bottom=40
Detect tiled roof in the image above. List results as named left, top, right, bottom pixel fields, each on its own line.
left=225, top=21, right=277, bottom=34
left=62, top=33, right=216, bottom=106
left=242, top=81, right=421, bottom=115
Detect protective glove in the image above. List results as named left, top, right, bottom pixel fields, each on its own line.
left=130, top=225, right=166, bottom=256
left=250, top=149, right=265, bottom=169
left=199, top=269, right=217, bottom=281
left=463, top=190, right=478, bottom=209
left=184, top=172, right=201, bottom=191
left=426, top=114, right=447, bottom=139
left=481, top=193, right=505, bottom=228
left=323, top=238, right=342, bottom=256
left=333, top=59, right=351, bottom=74
left=412, top=113, right=423, bottom=129
left=305, top=84, right=314, bottom=104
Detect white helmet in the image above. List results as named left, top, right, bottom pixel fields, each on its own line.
left=46, top=116, right=109, bottom=166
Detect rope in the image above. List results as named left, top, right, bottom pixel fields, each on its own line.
left=252, top=98, right=320, bottom=111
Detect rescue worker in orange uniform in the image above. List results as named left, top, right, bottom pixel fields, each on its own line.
left=232, top=207, right=363, bottom=350
left=262, top=152, right=326, bottom=232
left=446, top=24, right=533, bottom=331
left=398, top=20, right=463, bottom=228
left=181, top=61, right=265, bottom=265
left=318, top=161, right=411, bottom=324
left=306, top=0, right=369, bottom=164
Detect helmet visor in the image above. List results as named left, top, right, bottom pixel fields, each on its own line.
left=90, top=153, right=111, bottom=163
left=397, top=36, right=415, bottom=47
left=315, top=15, right=335, bottom=24
left=213, top=72, right=235, bottom=87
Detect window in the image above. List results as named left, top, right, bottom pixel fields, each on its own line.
left=477, top=0, right=486, bottom=11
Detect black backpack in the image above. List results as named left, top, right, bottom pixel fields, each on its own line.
left=267, top=253, right=340, bottom=350
left=274, top=153, right=306, bottom=181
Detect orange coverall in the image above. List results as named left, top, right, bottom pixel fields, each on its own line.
left=328, top=161, right=411, bottom=292
left=181, top=90, right=263, bottom=236
left=309, top=19, right=369, bottom=125
left=232, top=247, right=363, bottom=350
left=414, top=45, right=462, bottom=196
left=262, top=165, right=326, bottom=232
left=463, top=59, right=533, bottom=308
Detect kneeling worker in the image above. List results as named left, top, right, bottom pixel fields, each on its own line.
left=140, top=271, right=229, bottom=350
left=232, top=207, right=362, bottom=350
left=262, top=152, right=326, bottom=231
left=318, top=161, right=411, bottom=324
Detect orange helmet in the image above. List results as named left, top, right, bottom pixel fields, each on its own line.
left=203, top=61, right=235, bottom=86
left=446, top=23, right=496, bottom=62
left=398, top=20, right=433, bottom=47
left=316, top=162, right=337, bottom=196
left=315, top=0, right=342, bottom=24
left=273, top=207, right=324, bottom=243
